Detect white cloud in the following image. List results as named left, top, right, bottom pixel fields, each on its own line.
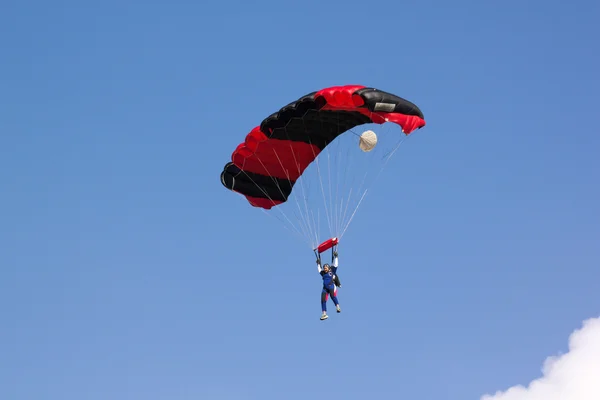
left=481, top=316, right=600, bottom=400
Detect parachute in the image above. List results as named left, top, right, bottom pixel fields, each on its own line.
left=220, top=84, right=426, bottom=249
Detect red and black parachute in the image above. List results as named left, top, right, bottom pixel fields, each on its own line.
left=220, top=84, right=425, bottom=210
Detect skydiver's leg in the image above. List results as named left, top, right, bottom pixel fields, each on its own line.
left=320, top=288, right=329, bottom=320
left=327, top=287, right=341, bottom=312
left=321, top=288, right=328, bottom=312
left=329, top=288, right=339, bottom=306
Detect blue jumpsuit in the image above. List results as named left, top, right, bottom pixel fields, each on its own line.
left=318, top=255, right=339, bottom=312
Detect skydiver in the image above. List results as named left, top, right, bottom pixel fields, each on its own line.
left=317, top=248, right=341, bottom=320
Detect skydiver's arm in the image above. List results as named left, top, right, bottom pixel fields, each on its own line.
left=330, top=252, right=338, bottom=274
left=317, top=258, right=322, bottom=273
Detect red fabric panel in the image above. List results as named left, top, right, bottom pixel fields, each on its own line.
left=315, top=85, right=367, bottom=108
left=243, top=194, right=283, bottom=210
left=315, top=85, right=426, bottom=134
left=231, top=126, right=321, bottom=181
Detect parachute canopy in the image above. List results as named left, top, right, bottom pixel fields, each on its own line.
left=220, top=85, right=425, bottom=210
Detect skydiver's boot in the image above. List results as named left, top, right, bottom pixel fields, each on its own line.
left=336, top=305, right=341, bottom=313
left=320, top=312, right=328, bottom=320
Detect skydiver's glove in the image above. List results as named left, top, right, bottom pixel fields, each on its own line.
left=333, top=251, right=338, bottom=258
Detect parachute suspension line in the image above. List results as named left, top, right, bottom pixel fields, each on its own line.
left=254, top=115, right=413, bottom=249
left=259, top=208, right=312, bottom=248
left=290, top=152, right=317, bottom=249
left=313, top=207, right=320, bottom=246
left=236, top=168, right=308, bottom=245
left=332, top=133, right=343, bottom=238
left=339, top=165, right=370, bottom=239
left=327, top=145, right=334, bottom=239
left=296, top=151, right=319, bottom=249
left=340, top=117, right=381, bottom=239
left=332, top=114, right=345, bottom=238
left=339, top=123, right=412, bottom=239
left=332, top=123, right=370, bottom=239
left=282, top=124, right=320, bottom=249
left=340, top=188, right=369, bottom=239
left=382, top=131, right=411, bottom=164
left=310, top=140, right=334, bottom=240
left=339, top=187, right=353, bottom=237
left=269, top=148, right=314, bottom=247
left=249, top=151, right=312, bottom=245
left=336, top=122, right=358, bottom=237
left=333, top=139, right=340, bottom=237
left=335, top=137, right=353, bottom=237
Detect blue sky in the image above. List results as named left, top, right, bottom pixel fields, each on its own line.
left=1, top=0, right=599, bottom=399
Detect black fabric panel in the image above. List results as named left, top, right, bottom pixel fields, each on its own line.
left=221, top=162, right=293, bottom=202
left=266, top=110, right=371, bottom=148
left=356, top=87, right=424, bottom=118
left=257, top=86, right=423, bottom=148
left=260, top=92, right=323, bottom=132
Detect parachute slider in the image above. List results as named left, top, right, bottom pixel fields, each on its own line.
left=315, top=237, right=339, bottom=254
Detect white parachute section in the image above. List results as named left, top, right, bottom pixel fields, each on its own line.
left=259, top=122, right=416, bottom=250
